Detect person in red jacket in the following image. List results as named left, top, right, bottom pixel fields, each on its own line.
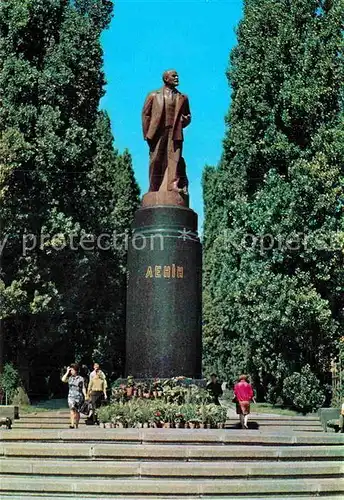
left=233, top=374, right=255, bottom=429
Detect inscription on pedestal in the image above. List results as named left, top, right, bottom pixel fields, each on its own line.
left=126, top=205, right=202, bottom=378
left=145, top=265, right=184, bottom=279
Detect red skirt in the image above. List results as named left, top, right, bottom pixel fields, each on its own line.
left=236, top=401, right=250, bottom=415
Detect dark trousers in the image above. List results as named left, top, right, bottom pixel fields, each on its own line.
left=90, top=391, right=103, bottom=422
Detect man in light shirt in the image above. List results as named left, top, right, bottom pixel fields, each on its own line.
left=90, top=363, right=107, bottom=383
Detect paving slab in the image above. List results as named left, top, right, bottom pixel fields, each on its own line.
left=2, top=497, right=344, bottom=500
left=1, top=410, right=341, bottom=499
left=1, top=458, right=343, bottom=478
left=1, top=442, right=343, bottom=460
left=0, top=476, right=343, bottom=495
left=1, top=428, right=342, bottom=445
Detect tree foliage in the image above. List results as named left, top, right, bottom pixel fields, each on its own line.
left=0, top=0, right=139, bottom=388
left=282, top=364, right=326, bottom=413
left=203, top=0, right=344, bottom=401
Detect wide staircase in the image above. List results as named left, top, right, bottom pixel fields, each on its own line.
left=0, top=410, right=343, bottom=499
left=12, top=411, right=326, bottom=432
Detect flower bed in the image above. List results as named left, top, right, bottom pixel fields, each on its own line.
left=97, top=399, right=227, bottom=429
left=112, top=376, right=210, bottom=405
left=98, top=376, right=227, bottom=429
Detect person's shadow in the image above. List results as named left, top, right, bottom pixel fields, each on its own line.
left=226, top=421, right=260, bottom=430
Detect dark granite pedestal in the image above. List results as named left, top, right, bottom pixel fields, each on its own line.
left=125, top=205, right=202, bottom=378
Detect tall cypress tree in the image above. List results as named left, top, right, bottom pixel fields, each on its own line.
left=203, top=0, right=344, bottom=402
left=0, top=0, right=139, bottom=384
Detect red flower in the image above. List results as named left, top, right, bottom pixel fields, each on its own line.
left=155, top=411, right=161, bottom=417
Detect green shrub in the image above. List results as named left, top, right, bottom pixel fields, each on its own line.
left=0, top=363, right=20, bottom=403
left=188, top=385, right=212, bottom=405
left=97, top=400, right=227, bottom=428
left=179, top=403, right=199, bottom=423
left=282, top=365, right=325, bottom=414
left=214, top=405, right=228, bottom=424
left=133, top=401, right=152, bottom=424
left=111, top=377, right=210, bottom=405
left=265, top=383, right=283, bottom=406
left=12, top=386, right=30, bottom=406
left=332, top=337, right=344, bottom=407
left=162, top=383, right=188, bottom=404
left=97, top=405, right=112, bottom=423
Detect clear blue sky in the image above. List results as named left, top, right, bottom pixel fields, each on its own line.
left=101, top=0, right=243, bottom=230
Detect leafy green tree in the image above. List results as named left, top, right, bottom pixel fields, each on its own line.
left=0, top=0, right=139, bottom=384
left=0, top=363, right=20, bottom=403
left=332, top=336, right=344, bottom=406
left=203, top=0, right=344, bottom=401
left=282, top=364, right=326, bottom=413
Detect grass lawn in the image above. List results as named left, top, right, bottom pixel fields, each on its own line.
left=20, top=398, right=68, bottom=414
left=250, top=402, right=309, bottom=416
left=222, top=391, right=313, bottom=417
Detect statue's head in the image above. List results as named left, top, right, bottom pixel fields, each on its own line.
left=162, top=69, right=179, bottom=87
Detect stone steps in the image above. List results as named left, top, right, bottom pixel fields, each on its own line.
left=1, top=476, right=343, bottom=497
left=2, top=430, right=342, bottom=465
left=18, top=412, right=322, bottom=422
left=2, top=497, right=344, bottom=500
left=1, top=412, right=342, bottom=498
left=1, top=458, right=343, bottom=477
left=0, top=444, right=339, bottom=461
left=0, top=427, right=340, bottom=444
left=14, top=413, right=324, bottom=431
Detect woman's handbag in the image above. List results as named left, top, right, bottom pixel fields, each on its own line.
left=80, top=400, right=92, bottom=417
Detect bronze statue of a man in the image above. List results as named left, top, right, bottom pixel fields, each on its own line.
left=142, top=70, right=191, bottom=195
